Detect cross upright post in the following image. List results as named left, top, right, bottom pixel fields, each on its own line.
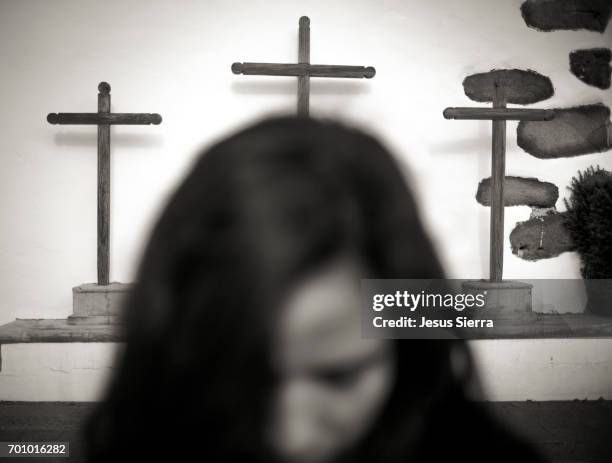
left=98, top=82, right=111, bottom=287
left=232, top=16, right=375, bottom=117
left=297, top=16, right=310, bottom=116
left=490, top=82, right=507, bottom=282
left=47, top=82, right=162, bottom=286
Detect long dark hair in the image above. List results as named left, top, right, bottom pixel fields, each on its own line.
left=85, top=117, right=475, bottom=462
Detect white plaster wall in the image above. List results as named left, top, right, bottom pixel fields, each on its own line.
left=0, top=343, right=119, bottom=401
left=471, top=339, right=612, bottom=401
left=1, top=0, right=611, bottom=323
left=2, top=340, right=611, bottom=401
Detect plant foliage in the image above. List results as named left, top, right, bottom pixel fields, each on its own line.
left=564, top=166, right=612, bottom=278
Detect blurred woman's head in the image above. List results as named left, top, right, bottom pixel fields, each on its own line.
left=86, top=117, right=468, bottom=463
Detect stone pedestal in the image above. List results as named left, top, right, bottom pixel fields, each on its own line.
left=463, top=280, right=533, bottom=318
left=68, top=283, right=132, bottom=325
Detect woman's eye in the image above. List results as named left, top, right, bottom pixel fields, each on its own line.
left=315, top=368, right=360, bottom=388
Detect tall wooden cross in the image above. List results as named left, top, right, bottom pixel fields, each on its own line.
left=443, top=77, right=555, bottom=282
left=232, top=16, right=375, bottom=116
left=47, top=82, right=162, bottom=286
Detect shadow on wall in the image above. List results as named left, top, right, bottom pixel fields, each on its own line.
left=53, top=133, right=164, bottom=149
left=231, top=80, right=372, bottom=96
left=427, top=123, right=498, bottom=276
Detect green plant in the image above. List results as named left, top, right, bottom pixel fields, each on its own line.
left=564, top=166, right=612, bottom=315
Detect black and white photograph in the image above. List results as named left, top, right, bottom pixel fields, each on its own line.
left=0, top=0, right=611, bottom=461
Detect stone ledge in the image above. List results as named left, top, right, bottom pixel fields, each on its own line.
left=0, top=319, right=122, bottom=344
left=1, top=314, right=612, bottom=343
left=471, top=312, right=612, bottom=339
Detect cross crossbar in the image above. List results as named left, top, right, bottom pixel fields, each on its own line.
left=443, top=107, right=555, bottom=121
left=231, top=63, right=376, bottom=79
left=47, top=113, right=162, bottom=125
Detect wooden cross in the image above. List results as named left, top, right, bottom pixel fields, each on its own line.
left=47, top=82, right=162, bottom=286
left=231, top=16, right=375, bottom=116
left=443, top=82, right=555, bottom=282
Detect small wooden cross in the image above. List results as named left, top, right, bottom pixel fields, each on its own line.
left=232, top=16, right=375, bottom=116
left=444, top=81, right=555, bottom=283
left=47, top=82, right=162, bottom=286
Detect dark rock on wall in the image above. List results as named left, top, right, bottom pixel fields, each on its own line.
left=510, top=212, right=575, bottom=260
left=521, top=0, right=612, bottom=33
left=463, top=69, right=554, bottom=105
left=476, top=176, right=559, bottom=207
left=518, top=104, right=611, bottom=158
left=570, top=48, right=612, bottom=89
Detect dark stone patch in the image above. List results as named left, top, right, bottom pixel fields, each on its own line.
left=570, top=48, right=611, bottom=89
left=476, top=176, right=559, bottom=207
left=510, top=212, right=575, bottom=260
left=521, top=0, right=612, bottom=33
left=463, top=69, right=554, bottom=105
left=518, top=104, right=611, bottom=158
